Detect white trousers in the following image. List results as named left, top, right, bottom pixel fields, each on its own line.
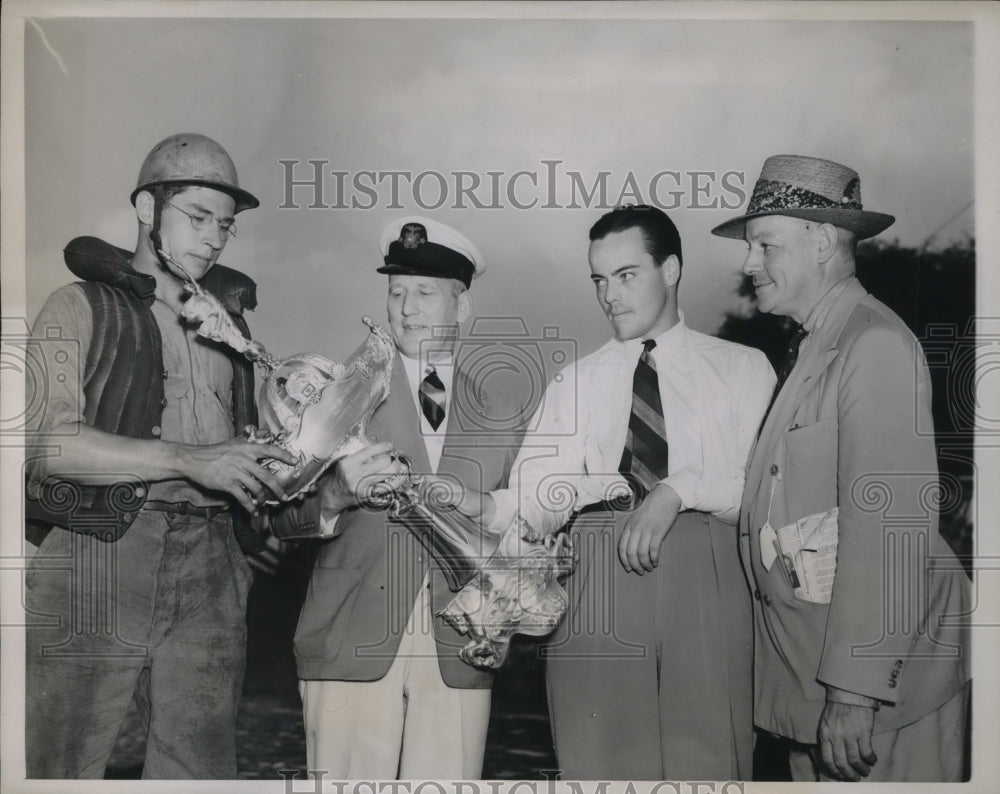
left=299, top=579, right=491, bottom=779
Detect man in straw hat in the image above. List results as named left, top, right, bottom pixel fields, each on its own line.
left=270, top=217, right=528, bottom=779
left=712, top=155, right=970, bottom=781
left=23, top=133, right=296, bottom=778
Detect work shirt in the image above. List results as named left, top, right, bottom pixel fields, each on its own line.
left=26, top=283, right=235, bottom=506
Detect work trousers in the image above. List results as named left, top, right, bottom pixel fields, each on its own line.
left=25, top=510, right=253, bottom=778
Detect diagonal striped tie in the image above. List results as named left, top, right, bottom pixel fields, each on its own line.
left=419, top=367, right=446, bottom=430
left=618, top=339, right=670, bottom=502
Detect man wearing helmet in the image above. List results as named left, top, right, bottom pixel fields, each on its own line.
left=23, top=133, right=295, bottom=778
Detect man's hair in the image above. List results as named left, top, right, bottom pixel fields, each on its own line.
left=839, top=227, right=859, bottom=258
left=589, top=205, right=683, bottom=270
left=161, top=184, right=189, bottom=202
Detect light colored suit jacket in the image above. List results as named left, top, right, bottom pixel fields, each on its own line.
left=272, top=357, right=527, bottom=688
left=740, top=278, right=969, bottom=742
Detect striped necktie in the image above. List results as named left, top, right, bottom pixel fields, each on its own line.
left=618, top=339, right=670, bottom=501
left=419, top=366, right=446, bottom=430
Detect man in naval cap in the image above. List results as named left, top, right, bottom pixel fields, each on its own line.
left=271, top=217, right=528, bottom=779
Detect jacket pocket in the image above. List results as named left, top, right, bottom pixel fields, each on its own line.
left=295, top=567, right=367, bottom=661
left=783, top=419, right=837, bottom=521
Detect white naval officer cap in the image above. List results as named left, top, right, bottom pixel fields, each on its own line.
left=377, top=216, right=485, bottom=288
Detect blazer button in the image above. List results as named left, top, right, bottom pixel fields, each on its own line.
left=151, top=426, right=162, bottom=437
left=753, top=588, right=761, bottom=601
left=769, top=464, right=779, bottom=476
left=762, top=593, right=772, bottom=607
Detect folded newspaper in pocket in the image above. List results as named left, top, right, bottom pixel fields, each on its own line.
left=774, top=506, right=839, bottom=604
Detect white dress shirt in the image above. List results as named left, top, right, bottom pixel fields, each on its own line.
left=488, top=314, right=776, bottom=535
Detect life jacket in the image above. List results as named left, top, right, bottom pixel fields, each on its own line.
left=25, top=236, right=258, bottom=543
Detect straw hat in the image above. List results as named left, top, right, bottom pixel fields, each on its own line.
left=711, top=155, right=894, bottom=240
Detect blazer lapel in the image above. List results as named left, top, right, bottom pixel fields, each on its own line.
left=745, top=280, right=869, bottom=509
left=438, top=368, right=482, bottom=484
left=368, top=356, right=432, bottom=474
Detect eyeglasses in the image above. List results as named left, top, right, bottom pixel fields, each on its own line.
left=165, top=200, right=237, bottom=239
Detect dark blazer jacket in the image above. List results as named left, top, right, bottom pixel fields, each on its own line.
left=273, top=356, right=527, bottom=688
left=740, top=278, right=969, bottom=742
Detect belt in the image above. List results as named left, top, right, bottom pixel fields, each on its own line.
left=142, top=500, right=231, bottom=519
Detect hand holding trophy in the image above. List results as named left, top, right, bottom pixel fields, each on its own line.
left=166, top=249, right=395, bottom=504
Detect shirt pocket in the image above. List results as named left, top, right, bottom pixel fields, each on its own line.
left=162, top=372, right=190, bottom=402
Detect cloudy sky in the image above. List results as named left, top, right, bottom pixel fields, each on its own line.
left=18, top=8, right=975, bottom=364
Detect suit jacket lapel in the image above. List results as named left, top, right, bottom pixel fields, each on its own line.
left=745, top=279, right=869, bottom=510
left=439, top=368, right=481, bottom=484
left=368, top=355, right=432, bottom=474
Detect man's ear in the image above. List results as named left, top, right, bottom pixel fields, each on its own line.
left=134, top=191, right=155, bottom=226
left=660, top=254, right=681, bottom=288
left=456, top=288, right=472, bottom=323
left=816, top=223, right=839, bottom=264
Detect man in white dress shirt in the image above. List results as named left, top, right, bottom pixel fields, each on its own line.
left=454, top=205, right=775, bottom=779
left=270, top=217, right=527, bottom=779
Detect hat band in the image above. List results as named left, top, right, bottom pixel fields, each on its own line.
left=748, top=178, right=863, bottom=214
left=382, top=241, right=475, bottom=287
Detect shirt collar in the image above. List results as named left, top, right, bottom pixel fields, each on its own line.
left=621, top=311, right=688, bottom=360
left=803, top=275, right=857, bottom=335
left=400, top=351, right=454, bottom=392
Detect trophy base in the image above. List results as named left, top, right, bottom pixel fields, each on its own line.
left=436, top=524, right=574, bottom=670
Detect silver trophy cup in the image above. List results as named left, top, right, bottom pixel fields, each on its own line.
left=383, top=467, right=575, bottom=669
left=177, top=275, right=573, bottom=669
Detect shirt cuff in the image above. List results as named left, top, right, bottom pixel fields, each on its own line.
left=660, top=468, right=702, bottom=511
left=825, top=685, right=880, bottom=710
left=487, top=488, right=518, bottom=536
